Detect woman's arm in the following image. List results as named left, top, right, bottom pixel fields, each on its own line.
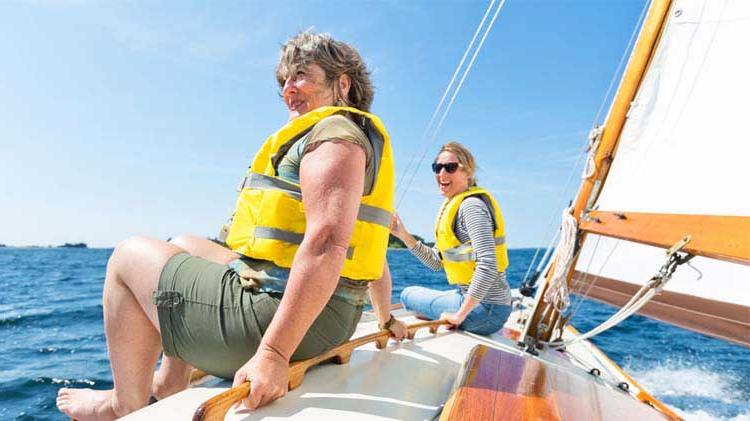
left=368, top=262, right=407, bottom=339
left=441, top=198, right=498, bottom=326
left=391, top=212, right=443, bottom=270
left=390, top=212, right=417, bottom=248
left=232, top=140, right=367, bottom=410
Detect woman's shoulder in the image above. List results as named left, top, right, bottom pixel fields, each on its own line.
left=311, top=114, right=367, bottom=142
left=460, top=195, right=488, bottom=209
left=305, top=113, right=371, bottom=159
left=458, top=195, right=491, bottom=218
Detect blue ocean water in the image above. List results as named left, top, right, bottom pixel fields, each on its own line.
left=0, top=248, right=748, bottom=420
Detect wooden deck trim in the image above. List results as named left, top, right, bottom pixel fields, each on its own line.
left=579, top=212, right=750, bottom=265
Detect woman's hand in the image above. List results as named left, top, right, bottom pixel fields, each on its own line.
left=233, top=346, right=289, bottom=411
left=441, top=296, right=478, bottom=330
left=390, top=213, right=417, bottom=248
left=378, top=314, right=408, bottom=341
left=440, top=312, right=466, bottom=329
left=390, top=212, right=408, bottom=239
left=387, top=318, right=408, bottom=341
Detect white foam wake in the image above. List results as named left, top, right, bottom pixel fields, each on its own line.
left=629, top=365, right=739, bottom=402
left=673, top=409, right=750, bottom=421
left=625, top=361, right=749, bottom=421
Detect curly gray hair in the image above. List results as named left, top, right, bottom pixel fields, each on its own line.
left=276, top=31, right=374, bottom=112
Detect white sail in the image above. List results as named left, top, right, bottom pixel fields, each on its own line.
left=574, top=0, right=750, bottom=345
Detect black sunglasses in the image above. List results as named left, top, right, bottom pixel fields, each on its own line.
left=432, top=162, right=460, bottom=174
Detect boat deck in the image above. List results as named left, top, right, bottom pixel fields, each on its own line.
left=124, top=307, right=672, bottom=420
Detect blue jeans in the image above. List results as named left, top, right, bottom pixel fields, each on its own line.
left=400, top=286, right=511, bottom=335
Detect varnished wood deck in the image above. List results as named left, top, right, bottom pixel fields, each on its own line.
left=440, top=345, right=672, bottom=421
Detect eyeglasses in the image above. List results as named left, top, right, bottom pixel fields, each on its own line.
left=431, top=162, right=460, bottom=174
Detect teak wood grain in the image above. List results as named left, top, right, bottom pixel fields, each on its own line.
left=580, top=211, right=750, bottom=265
left=440, top=345, right=675, bottom=421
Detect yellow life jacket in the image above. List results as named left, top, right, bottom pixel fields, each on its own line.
left=225, top=106, right=394, bottom=281
left=434, top=187, right=509, bottom=285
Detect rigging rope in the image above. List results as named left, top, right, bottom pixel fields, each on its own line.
left=394, top=0, right=507, bottom=209
left=520, top=0, right=651, bottom=292
left=520, top=229, right=558, bottom=289
left=557, top=247, right=695, bottom=348
left=394, top=0, right=496, bottom=202
left=567, top=237, right=618, bottom=323
left=582, top=125, right=604, bottom=179
left=542, top=207, right=577, bottom=312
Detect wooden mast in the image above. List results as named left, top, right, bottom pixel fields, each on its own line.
left=522, top=0, right=674, bottom=342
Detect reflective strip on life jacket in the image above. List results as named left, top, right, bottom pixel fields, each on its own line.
left=225, top=106, right=395, bottom=281
left=241, top=173, right=301, bottom=199
left=441, top=236, right=506, bottom=262
left=254, top=226, right=356, bottom=259
left=242, top=172, right=392, bottom=229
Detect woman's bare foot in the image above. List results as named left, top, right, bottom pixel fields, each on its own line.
left=56, top=388, right=119, bottom=421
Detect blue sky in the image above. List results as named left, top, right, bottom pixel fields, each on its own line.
left=0, top=0, right=647, bottom=248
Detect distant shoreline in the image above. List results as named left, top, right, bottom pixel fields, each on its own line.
left=0, top=242, right=89, bottom=249
left=1, top=243, right=547, bottom=252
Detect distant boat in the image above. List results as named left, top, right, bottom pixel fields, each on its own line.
left=127, top=0, right=749, bottom=419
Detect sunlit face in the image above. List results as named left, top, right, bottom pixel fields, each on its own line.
left=434, top=151, right=470, bottom=198
left=281, top=62, right=336, bottom=120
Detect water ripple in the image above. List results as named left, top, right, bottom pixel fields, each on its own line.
left=0, top=247, right=747, bottom=420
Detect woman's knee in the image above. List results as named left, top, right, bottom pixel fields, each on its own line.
left=400, top=286, right=423, bottom=307
left=108, top=236, right=152, bottom=272
left=399, top=287, right=412, bottom=303
left=461, top=305, right=509, bottom=335
left=168, top=234, right=200, bottom=251
left=108, top=236, right=179, bottom=285
left=169, top=234, right=236, bottom=264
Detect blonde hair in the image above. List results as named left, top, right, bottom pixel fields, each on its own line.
left=275, top=31, right=374, bottom=112
left=437, top=141, right=477, bottom=186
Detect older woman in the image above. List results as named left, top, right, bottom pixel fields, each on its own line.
left=57, top=31, right=406, bottom=420
left=391, top=142, right=512, bottom=335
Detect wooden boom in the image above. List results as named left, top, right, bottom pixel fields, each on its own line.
left=580, top=211, right=750, bottom=265
left=192, top=319, right=451, bottom=421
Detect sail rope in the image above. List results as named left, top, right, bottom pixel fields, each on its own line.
left=590, top=0, right=652, bottom=126
left=582, top=125, right=604, bottom=179
left=394, top=0, right=496, bottom=202
left=542, top=207, right=577, bottom=312
left=519, top=0, right=650, bottom=290
left=566, top=237, right=619, bottom=324
left=555, top=247, right=695, bottom=348
left=519, top=143, right=589, bottom=290
left=394, top=0, right=506, bottom=209
left=522, top=2, right=649, bottom=317
left=519, top=229, right=558, bottom=294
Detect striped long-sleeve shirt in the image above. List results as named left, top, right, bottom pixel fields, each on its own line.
left=409, top=196, right=511, bottom=305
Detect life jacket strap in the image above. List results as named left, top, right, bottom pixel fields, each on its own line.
left=254, top=227, right=356, bottom=259
left=240, top=173, right=302, bottom=199
left=242, top=172, right=392, bottom=229
left=442, top=236, right=505, bottom=262
left=357, top=204, right=392, bottom=228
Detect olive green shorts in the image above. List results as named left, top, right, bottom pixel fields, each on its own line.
left=153, top=253, right=363, bottom=379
